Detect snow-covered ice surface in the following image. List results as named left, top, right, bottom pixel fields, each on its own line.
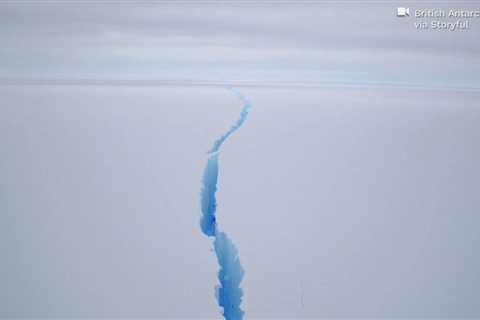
left=1, top=84, right=479, bottom=318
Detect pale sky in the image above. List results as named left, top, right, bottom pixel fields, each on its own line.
left=1, top=1, right=479, bottom=88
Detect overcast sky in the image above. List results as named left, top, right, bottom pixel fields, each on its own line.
left=1, top=1, right=480, bottom=88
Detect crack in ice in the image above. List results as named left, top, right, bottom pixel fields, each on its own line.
left=199, top=87, right=251, bottom=320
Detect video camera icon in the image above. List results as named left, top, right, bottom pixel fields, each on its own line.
left=397, top=7, right=410, bottom=17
